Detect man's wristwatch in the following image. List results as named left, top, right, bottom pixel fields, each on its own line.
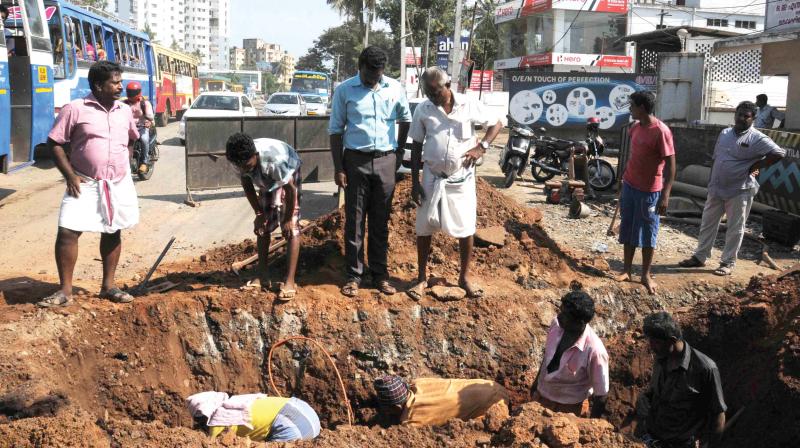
left=479, top=140, right=490, bottom=151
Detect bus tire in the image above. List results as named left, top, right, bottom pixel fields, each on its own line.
left=155, top=112, right=167, bottom=127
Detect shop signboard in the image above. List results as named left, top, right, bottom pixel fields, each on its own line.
left=495, top=52, right=633, bottom=70
left=507, top=70, right=657, bottom=130
left=766, top=0, right=800, bottom=33
left=495, top=0, right=628, bottom=23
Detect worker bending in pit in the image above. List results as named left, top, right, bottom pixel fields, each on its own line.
left=373, top=374, right=510, bottom=426
left=186, top=391, right=320, bottom=442
left=225, top=132, right=301, bottom=301
left=531, top=288, right=609, bottom=418
left=637, top=312, right=727, bottom=448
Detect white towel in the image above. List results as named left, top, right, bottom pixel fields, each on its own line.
left=186, top=391, right=229, bottom=421
left=58, top=173, right=139, bottom=233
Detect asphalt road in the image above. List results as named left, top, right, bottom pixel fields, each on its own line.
left=0, top=121, right=338, bottom=292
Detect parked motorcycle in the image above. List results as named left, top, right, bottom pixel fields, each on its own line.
left=529, top=118, right=616, bottom=191
left=130, top=127, right=159, bottom=181
left=498, top=114, right=535, bottom=188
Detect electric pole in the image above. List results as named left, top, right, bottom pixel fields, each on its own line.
left=364, top=1, right=371, bottom=47
left=400, top=0, right=407, bottom=89
left=451, top=0, right=464, bottom=89
left=658, top=9, right=671, bottom=28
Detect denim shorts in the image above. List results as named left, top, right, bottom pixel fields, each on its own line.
left=618, top=181, right=661, bottom=248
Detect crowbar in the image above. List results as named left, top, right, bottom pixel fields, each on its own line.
left=131, top=236, right=176, bottom=296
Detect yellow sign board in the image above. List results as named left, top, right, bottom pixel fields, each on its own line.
left=37, top=66, right=48, bottom=84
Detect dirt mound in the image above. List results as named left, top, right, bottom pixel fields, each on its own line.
left=605, top=269, right=800, bottom=447
left=0, top=176, right=640, bottom=446
left=191, top=178, right=587, bottom=290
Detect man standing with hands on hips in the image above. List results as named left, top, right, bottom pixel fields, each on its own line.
left=328, top=46, right=412, bottom=297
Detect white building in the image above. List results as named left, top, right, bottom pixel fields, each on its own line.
left=109, top=0, right=230, bottom=67
left=208, top=0, right=230, bottom=69
left=630, top=0, right=765, bottom=35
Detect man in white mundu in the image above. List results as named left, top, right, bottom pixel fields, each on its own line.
left=37, top=61, right=141, bottom=307
left=407, top=67, right=503, bottom=300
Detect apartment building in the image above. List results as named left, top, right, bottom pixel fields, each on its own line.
left=229, top=47, right=246, bottom=70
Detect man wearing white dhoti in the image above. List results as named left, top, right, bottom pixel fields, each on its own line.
left=406, top=67, right=503, bottom=300
left=37, top=61, right=141, bottom=307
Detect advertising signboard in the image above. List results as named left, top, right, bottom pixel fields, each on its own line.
left=765, top=0, right=800, bottom=33
left=436, top=35, right=470, bottom=70
left=404, top=47, right=422, bottom=66
left=470, top=70, right=494, bottom=91
left=495, top=0, right=628, bottom=23
left=507, top=70, right=657, bottom=130
left=495, top=53, right=633, bottom=70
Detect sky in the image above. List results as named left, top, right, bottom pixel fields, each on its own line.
left=230, top=0, right=346, bottom=59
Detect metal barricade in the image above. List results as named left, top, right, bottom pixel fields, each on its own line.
left=184, top=116, right=333, bottom=204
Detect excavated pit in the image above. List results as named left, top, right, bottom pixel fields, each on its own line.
left=0, top=178, right=797, bottom=447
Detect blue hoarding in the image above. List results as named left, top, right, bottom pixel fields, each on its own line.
left=507, top=71, right=658, bottom=130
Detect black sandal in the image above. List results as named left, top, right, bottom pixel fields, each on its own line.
left=341, top=281, right=359, bottom=298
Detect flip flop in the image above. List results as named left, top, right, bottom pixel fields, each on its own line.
left=679, top=256, right=705, bottom=268
left=100, top=287, right=134, bottom=304
left=341, top=281, right=359, bottom=298
left=405, top=281, right=427, bottom=301
left=277, top=288, right=297, bottom=302
left=36, top=291, right=72, bottom=308
left=459, top=281, right=485, bottom=299
left=374, top=280, right=396, bottom=295
left=714, top=265, right=733, bottom=276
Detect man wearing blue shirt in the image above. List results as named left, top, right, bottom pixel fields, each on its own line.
left=328, top=46, right=412, bottom=297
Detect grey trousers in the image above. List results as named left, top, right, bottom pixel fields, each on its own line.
left=693, top=190, right=755, bottom=267
left=343, top=150, right=398, bottom=282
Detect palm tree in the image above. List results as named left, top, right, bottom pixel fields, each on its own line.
left=327, top=0, right=371, bottom=24
left=274, top=56, right=292, bottom=89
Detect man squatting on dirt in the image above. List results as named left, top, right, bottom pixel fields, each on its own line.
left=187, top=391, right=320, bottom=442
left=226, top=133, right=302, bottom=301
left=406, top=66, right=503, bottom=301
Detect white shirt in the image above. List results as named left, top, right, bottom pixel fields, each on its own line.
left=754, top=104, right=785, bottom=129
left=708, top=127, right=785, bottom=199
left=409, top=92, right=495, bottom=180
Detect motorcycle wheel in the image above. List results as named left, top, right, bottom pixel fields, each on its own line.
left=138, top=159, right=155, bottom=181
left=503, top=167, right=517, bottom=188
left=587, top=158, right=615, bottom=191
left=530, top=154, right=557, bottom=182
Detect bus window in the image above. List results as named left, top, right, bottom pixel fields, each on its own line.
left=48, top=13, right=65, bottom=78
left=92, top=24, right=104, bottom=60
left=63, top=17, right=76, bottom=75
left=23, top=0, right=51, bottom=51
left=122, top=34, right=132, bottom=66
left=81, top=21, right=95, bottom=60
left=137, top=41, right=145, bottom=69
left=112, top=33, right=122, bottom=64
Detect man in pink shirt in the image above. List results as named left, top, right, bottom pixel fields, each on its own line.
left=617, top=91, right=676, bottom=294
left=532, top=289, right=609, bottom=418
left=37, top=61, right=140, bottom=307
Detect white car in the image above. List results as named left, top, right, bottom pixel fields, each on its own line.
left=301, top=94, right=327, bottom=116
left=178, top=92, right=258, bottom=145
left=263, top=92, right=307, bottom=117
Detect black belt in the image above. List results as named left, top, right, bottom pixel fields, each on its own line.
left=346, top=149, right=396, bottom=158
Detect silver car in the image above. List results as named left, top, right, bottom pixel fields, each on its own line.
left=301, top=94, right=327, bottom=116
left=263, top=92, right=307, bottom=116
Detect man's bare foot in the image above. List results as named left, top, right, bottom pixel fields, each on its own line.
left=642, top=276, right=657, bottom=294
left=615, top=272, right=633, bottom=282
left=458, top=279, right=484, bottom=299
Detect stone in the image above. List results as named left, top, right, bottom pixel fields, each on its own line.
left=430, top=286, right=466, bottom=302
left=474, top=226, right=507, bottom=247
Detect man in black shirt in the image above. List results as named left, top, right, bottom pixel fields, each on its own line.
left=637, top=312, right=726, bottom=448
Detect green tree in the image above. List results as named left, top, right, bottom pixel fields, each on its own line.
left=262, top=72, right=280, bottom=96
left=142, top=23, right=156, bottom=43
left=296, top=47, right=327, bottom=73
left=299, top=20, right=395, bottom=81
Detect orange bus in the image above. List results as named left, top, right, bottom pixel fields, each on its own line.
left=152, top=44, right=199, bottom=126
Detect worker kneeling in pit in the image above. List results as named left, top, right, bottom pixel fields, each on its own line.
left=373, top=375, right=510, bottom=426
left=186, top=391, right=320, bottom=442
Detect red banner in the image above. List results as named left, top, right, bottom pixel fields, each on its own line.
left=469, top=70, right=494, bottom=91
left=521, top=53, right=552, bottom=67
